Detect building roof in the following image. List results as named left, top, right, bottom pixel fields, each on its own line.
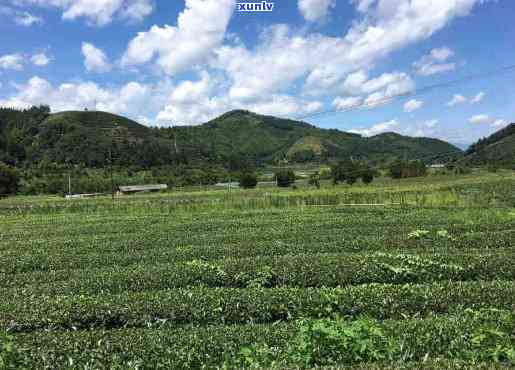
left=118, top=184, right=167, bottom=192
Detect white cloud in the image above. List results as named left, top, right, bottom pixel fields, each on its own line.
left=0, top=76, right=154, bottom=119
left=447, top=94, right=467, bottom=107
left=470, top=91, right=485, bottom=104
left=0, top=54, right=24, bottom=70
left=17, top=0, right=154, bottom=26
left=423, top=119, right=439, bottom=128
left=82, top=42, right=111, bottom=73
left=248, top=95, right=322, bottom=118
left=211, top=0, right=481, bottom=103
left=155, top=70, right=323, bottom=125
left=413, top=47, right=456, bottom=76
left=356, top=73, right=415, bottom=108
left=122, top=0, right=235, bottom=75
left=350, top=119, right=399, bottom=137
left=342, top=70, right=414, bottom=96
left=0, top=73, right=325, bottom=126
left=430, top=47, right=454, bottom=62
left=31, top=53, right=51, bottom=66
left=351, top=0, right=376, bottom=13
left=469, top=114, right=491, bottom=124
left=332, top=96, right=362, bottom=111
left=492, top=119, right=508, bottom=128
left=403, top=99, right=423, bottom=113
left=298, top=0, right=335, bottom=22
left=15, top=11, right=43, bottom=26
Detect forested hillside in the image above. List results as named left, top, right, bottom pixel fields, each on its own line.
left=464, top=123, right=515, bottom=168
left=0, top=107, right=462, bottom=168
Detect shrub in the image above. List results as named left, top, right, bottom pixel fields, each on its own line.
left=0, top=162, right=19, bottom=196
left=275, top=170, right=296, bottom=187
left=0, top=334, right=28, bottom=368
left=289, top=317, right=396, bottom=366
left=239, top=172, right=258, bottom=189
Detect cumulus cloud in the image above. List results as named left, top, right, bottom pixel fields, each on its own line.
left=155, top=70, right=323, bottom=125
left=0, top=54, right=24, bottom=70
left=228, top=0, right=480, bottom=103
left=423, top=119, right=439, bottom=128
left=0, top=73, right=323, bottom=126
left=298, top=0, right=335, bottom=22
left=332, top=96, right=362, bottom=111
left=413, top=47, right=456, bottom=76
left=350, top=119, right=399, bottom=137
left=492, top=119, right=508, bottom=128
left=15, top=11, right=43, bottom=26
left=470, top=91, right=485, bottom=104
left=350, top=73, right=415, bottom=108
left=0, top=76, right=154, bottom=119
left=447, top=94, right=467, bottom=107
left=469, top=114, right=491, bottom=124
left=82, top=42, right=111, bottom=72
left=122, top=0, right=235, bottom=75
left=17, top=0, right=154, bottom=26
left=403, top=99, right=424, bottom=113
left=31, top=53, right=51, bottom=66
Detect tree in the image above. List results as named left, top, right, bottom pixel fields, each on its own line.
left=308, top=172, right=320, bottom=189
left=0, top=162, right=19, bottom=196
left=361, top=167, right=375, bottom=185
left=275, top=169, right=295, bottom=187
left=239, top=172, right=258, bottom=189
left=330, top=160, right=360, bottom=185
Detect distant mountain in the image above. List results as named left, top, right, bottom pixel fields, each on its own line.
left=169, top=110, right=462, bottom=164
left=0, top=107, right=462, bottom=167
left=463, top=123, right=515, bottom=168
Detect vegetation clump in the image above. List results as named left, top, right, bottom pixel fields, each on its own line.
left=239, top=172, right=258, bottom=189
left=0, top=162, right=19, bottom=196
left=275, top=169, right=296, bottom=187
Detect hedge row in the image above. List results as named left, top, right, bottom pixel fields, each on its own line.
left=10, top=310, right=514, bottom=369
left=3, top=281, right=515, bottom=332
left=2, top=225, right=513, bottom=274
left=2, top=203, right=510, bottom=244
left=3, top=252, right=515, bottom=295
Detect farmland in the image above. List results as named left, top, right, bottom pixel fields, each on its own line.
left=1, top=171, right=514, bottom=368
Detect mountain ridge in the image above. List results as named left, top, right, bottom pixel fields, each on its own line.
left=463, top=123, right=515, bottom=168
left=0, top=107, right=463, bottom=167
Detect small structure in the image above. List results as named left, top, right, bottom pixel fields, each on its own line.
left=429, top=164, right=446, bottom=169
left=65, top=193, right=105, bottom=199
left=118, top=184, right=168, bottom=195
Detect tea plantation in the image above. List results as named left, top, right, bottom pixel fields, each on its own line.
left=1, top=172, right=514, bottom=368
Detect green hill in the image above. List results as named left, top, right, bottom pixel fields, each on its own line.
left=169, top=110, right=462, bottom=164
left=464, top=123, right=515, bottom=168
left=0, top=107, right=462, bottom=167
left=45, top=111, right=152, bottom=137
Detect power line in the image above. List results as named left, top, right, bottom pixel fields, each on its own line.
left=296, top=64, right=515, bottom=121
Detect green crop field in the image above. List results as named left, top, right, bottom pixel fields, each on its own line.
left=1, top=171, right=514, bottom=369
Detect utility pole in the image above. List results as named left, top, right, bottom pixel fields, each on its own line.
left=109, top=146, right=114, bottom=201
left=68, top=172, right=72, bottom=196
left=101, top=122, right=121, bottom=201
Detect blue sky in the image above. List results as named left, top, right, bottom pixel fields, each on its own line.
left=0, top=0, right=514, bottom=146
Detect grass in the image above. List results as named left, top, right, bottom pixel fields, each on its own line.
left=0, top=171, right=514, bottom=368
